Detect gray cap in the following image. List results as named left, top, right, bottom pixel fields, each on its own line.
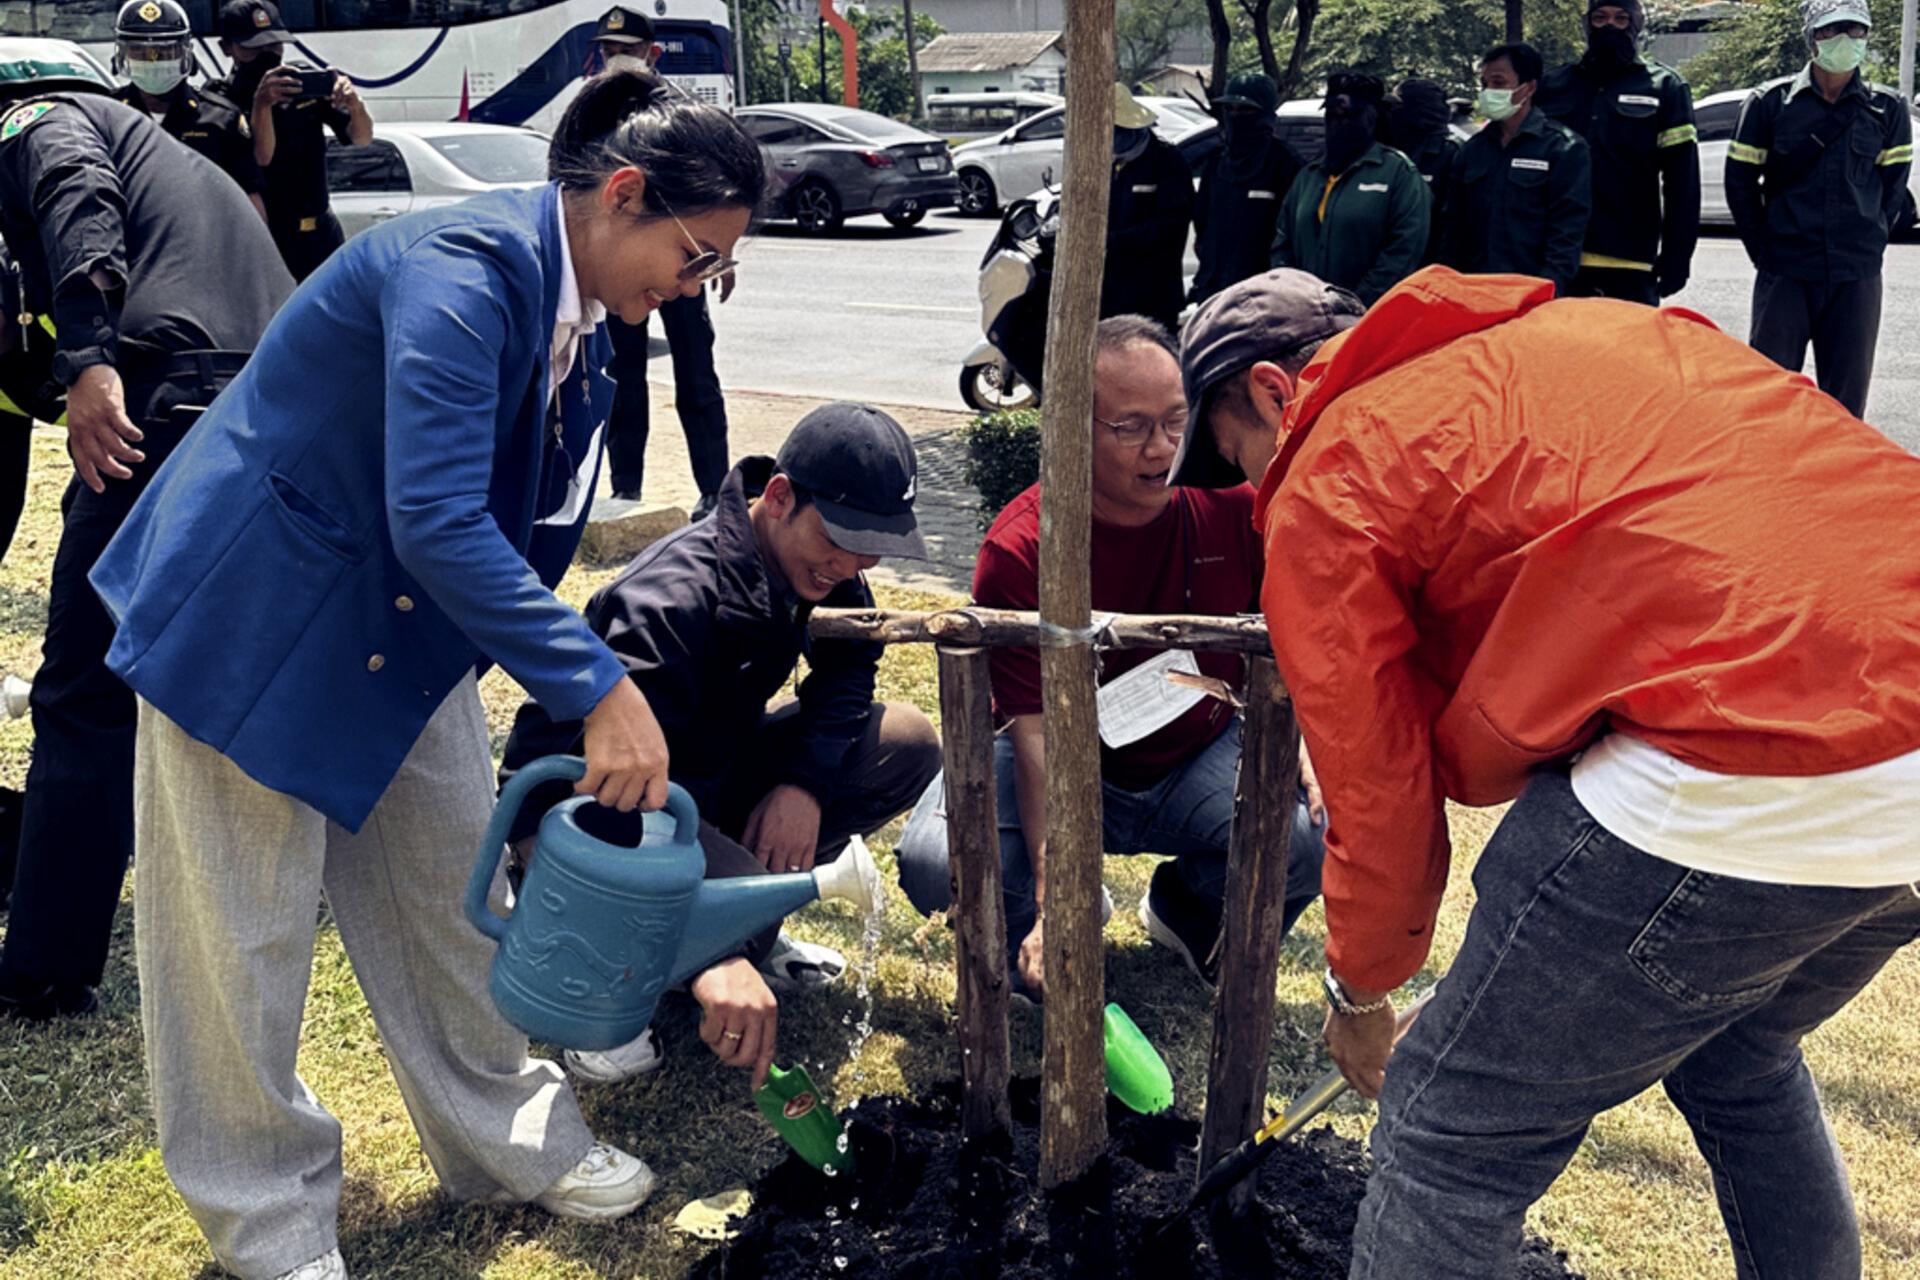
left=1170, top=269, right=1365, bottom=489
left=1803, top=0, right=1872, bottom=35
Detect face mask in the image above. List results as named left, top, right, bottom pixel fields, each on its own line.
left=1224, top=111, right=1270, bottom=157
left=1586, top=26, right=1639, bottom=73
left=128, top=60, right=186, bottom=96
left=604, top=52, right=649, bottom=74
left=1324, top=110, right=1377, bottom=173
left=1813, top=34, right=1867, bottom=75
left=1478, top=87, right=1523, bottom=122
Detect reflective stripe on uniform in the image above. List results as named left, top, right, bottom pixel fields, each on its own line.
left=1656, top=124, right=1697, bottom=149
left=1580, top=252, right=1655, bottom=271
left=1880, top=144, right=1914, bottom=166
left=1728, top=141, right=1767, bottom=165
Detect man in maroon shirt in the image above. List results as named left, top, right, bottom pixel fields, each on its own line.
left=896, top=315, right=1327, bottom=997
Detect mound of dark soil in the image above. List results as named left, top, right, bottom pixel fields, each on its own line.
left=691, top=1078, right=1583, bottom=1280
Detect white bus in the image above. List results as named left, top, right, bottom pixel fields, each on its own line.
left=0, top=0, right=735, bottom=127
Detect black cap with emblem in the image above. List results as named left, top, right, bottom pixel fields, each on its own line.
left=117, top=0, right=193, bottom=41
left=775, top=403, right=927, bottom=560
left=594, top=6, right=655, bottom=45
left=217, top=0, right=292, bottom=48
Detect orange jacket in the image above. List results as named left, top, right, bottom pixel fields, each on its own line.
left=1257, top=268, right=1920, bottom=992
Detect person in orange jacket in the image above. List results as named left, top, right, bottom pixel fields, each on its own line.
left=1169, top=264, right=1920, bottom=1279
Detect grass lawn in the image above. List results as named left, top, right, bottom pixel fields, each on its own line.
left=0, top=429, right=1916, bottom=1278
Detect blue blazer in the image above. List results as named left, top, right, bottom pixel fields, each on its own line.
left=93, top=183, right=624, bottom=831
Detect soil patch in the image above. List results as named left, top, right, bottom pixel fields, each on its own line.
left=691, top=1078, right=1583, bottom=1279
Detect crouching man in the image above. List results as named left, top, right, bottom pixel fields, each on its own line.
left=501, top=403, right=942, bottom=1084
left=895, top=315, right=1327, bottom=1000
left=1178, top=264, right=1920, bottom=1278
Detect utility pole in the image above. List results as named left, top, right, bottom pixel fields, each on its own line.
left=903, top=0, right=925, bottom=121
left=1901, top=0, right=1916, bottom=105
left=818, top=11, right=829, bottom=103
left=1506, top=0, right=1524, bottom=42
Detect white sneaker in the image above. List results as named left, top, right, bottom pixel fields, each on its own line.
left=564, top=1026, right=665, bottom=1085
left=273, top=1249, right=347, bottom=1280
left=533, top=1142, right=658, bottom=1221
left=757, top=932, right=847, bottom=995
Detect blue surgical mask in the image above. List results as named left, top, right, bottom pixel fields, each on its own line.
left=1813, top=34, right=1867, bottom=75
left=1477, top=88, right=1521, bottom=122
left=127, top=61, right=186, bottom=96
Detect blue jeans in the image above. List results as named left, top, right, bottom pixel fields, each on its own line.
left=894, top=718, right=1326, bottom=970
left=1351, top=768, right=1920, bottom=1280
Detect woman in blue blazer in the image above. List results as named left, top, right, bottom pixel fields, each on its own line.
left=89, top=73, right=763, bottom=1280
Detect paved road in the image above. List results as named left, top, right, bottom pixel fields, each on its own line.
left=692, top=212, right=1920, bottom=452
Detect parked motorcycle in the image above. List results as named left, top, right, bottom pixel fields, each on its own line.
left=958, top=188, right=1057, bottom=414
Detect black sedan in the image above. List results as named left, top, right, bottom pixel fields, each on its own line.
left=736, top=103, right=960, bottom=232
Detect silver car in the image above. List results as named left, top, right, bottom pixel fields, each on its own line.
left=736, top=103, right=960, bottom=232
left=326, top=122, right=548, bottom=239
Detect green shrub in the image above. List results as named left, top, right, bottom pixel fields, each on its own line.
left=961, top=408, right=1041, bottom=530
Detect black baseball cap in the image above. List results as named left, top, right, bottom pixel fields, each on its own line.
left=776, top=403, right=927, bottom=560
left=1171, top=268, right=1366, bottom=489
left=594, top=6, right=655, bottom=45
left=219, top=0, right=291, bottom=48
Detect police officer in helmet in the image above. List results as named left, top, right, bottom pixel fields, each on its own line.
left=111, top=0, right=267, bottom=221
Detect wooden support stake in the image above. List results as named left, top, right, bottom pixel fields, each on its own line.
left=809, top=607, right=1273, bottom=654
left=1037, top=0, right=1116, bottom=1192
left=1197, top=656, right=1303, bottom=1213
left=938, top=645, right=1012, bottom=1142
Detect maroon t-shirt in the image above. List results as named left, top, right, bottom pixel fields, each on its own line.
left=973, top=483, right=1265, bottom=791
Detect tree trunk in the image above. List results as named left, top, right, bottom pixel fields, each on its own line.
left=939, top=646, right=1012, bottom=1143
left=902, top=0, right=925, bottom=121
left=1195, top=657, right=1303, bottom=1215
left=1248, top=0, right=1280, bottom=84
left=1506, top=0, right=1524, bottom=42
left=1037, top=0, right=1116, bottom=1193
left=1205, top=0, right=1232, bottom=99
left=1277, top=0, right=1320, bottom=99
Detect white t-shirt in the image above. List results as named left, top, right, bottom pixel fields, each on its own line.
left=1570, top=732, right=1920, bottom=888
left=549, top=203, right=606, bottom=392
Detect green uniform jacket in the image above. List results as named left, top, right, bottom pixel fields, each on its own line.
left=1536, top=56, right=1699, bottom=286
left=1440, top=109, right=1591, bottom=294
left=1269, top=143, right=1431, bottom=306
left=1726, top=67, right=1914, bottom=284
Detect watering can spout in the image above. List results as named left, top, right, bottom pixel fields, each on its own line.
left=667, top=836, right=883, bottom=983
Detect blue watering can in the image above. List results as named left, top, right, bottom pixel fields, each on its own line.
left=465, top=755, right=881, bottom=1051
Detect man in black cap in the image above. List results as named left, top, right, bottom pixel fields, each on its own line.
left=498, top=403, right=941, bottom=1083
left=1537, top=0, right=1700, bottom=304
left=111, top=0, right=266, bottom=220
left=1384, top=78, right=1460, bottom=263
left=1270, top=72, right=1430, bottom=306
left=0, top=50, right=292, bottom=1020
left=1191, top=72, right=1301, bottom=305
left=586, top=7, right=734, bottom=514
left=210, top=0, right=373, bottom=280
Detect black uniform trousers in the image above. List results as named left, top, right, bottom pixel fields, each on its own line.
left=1749, top=270, right=1882, bottom=420
left=0, top=411, right=30, bottom=561
left=604, top=292, right=729, bottom=501
left=270, top=210, right=346, bottom=284
left=0, top=357, right=242, bottom=1006
left=1570, top=265, right=1660, bottom=306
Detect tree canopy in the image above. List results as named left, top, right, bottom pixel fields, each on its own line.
left=1679, top=0, right=1912, bottom=97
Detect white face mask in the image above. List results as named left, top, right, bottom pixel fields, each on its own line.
left=1478, top=87, right=1523, bottom=122
left=604, top=52, right=650, bottom=75
left=1813, top=34, right=1867, bottom=75
left=127, top=60, right=186, bottom=97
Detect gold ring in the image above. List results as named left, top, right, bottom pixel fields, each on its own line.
left=724, top=1030, right=744, bottom=1040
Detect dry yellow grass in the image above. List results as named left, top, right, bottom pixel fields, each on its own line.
left=0, top=430, right=1914, bottom=1277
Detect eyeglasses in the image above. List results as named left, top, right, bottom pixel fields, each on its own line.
left=1093, top=410, right=1188, bottom=447
left=657, top=199, right=739, bottom=286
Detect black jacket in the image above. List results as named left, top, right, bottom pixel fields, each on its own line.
left=1101, top=134, right=1195, bottom=330
left=1396, top=131, right=1460, bottom=264
left=1192, top=129, right=1300, bottom=302
left=500, top=457, right=881, bottom=839
left=1726, top=68, right=1914, bottom=283
left=0, top=92, right=289, bottom=386
left=1537, top=55, right=1700, bottom=287
left=1440, top=108, right=1592, bottom=295
left=110, top=81, right=263, bottom=199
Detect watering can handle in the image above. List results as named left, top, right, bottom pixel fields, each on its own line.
left=464, top=755, right=587, bottom=943
left=462, top=757, right=704, bottom=943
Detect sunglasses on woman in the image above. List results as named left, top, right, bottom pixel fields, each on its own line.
left=658, top=200, right=739, bottom=286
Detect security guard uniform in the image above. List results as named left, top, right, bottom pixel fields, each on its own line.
left=1101, top=130, right=1196, bottom=332
left=1192, top=74, right=1302, bottom=304
left=1537, top=55, right=1699, bottom=304
left=1440, top=107, right=1592, bottom=295
left=206, top=66, right=357, bottom=280
left=1727, top=68, right=1912, bottom=417
left=1396, top=131, right=1459, bottom=263
left=110, top=81, right=263, bottom=203
left=1270, top=141, right=1431, bottom=306
left=0, top=87, right=291, bottom=1018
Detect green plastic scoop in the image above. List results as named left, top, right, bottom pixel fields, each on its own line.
left=1104, top=1002, right=1174, bottom=1114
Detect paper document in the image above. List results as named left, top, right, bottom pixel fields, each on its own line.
left=1098, top=649, right=1206, bottom=748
